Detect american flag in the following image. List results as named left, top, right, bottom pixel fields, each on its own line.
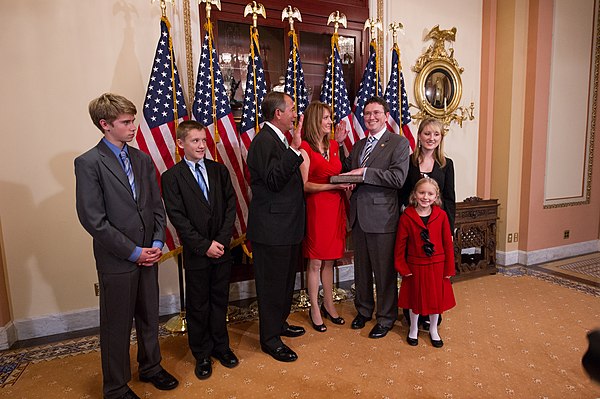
left=284, top=31, right=309, bottom=122
left=192, top=28, right=250, bottom=247
left=240, top=28, right=267, bottom=162
left=352, top=40, right=383, bottom=141
left=319, top=34, right=354, bottom=153
left=385, top=44, right=416, bottom=150
left=135, top=17, right=188, bottom=253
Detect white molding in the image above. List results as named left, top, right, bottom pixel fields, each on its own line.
left=519, top=239, right=600, bottom=265
left=496, top=250, right=520, bottom=265
left=496, top=239, right=600, bottom=266
left=0, top=321, right=17, bottom=350
left=10, top=264, right=356, bottom=342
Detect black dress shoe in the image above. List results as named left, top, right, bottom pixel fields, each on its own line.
left=212, top=348, right=239, bottom=368
left=368, top=323, right=391, bottom=339
left=281, top=324, right=306, bottom=337
left=351, top=314, right=372, bottom=329
left=261, top=344, right=298, bottom=362
left=194, top=357, right=212, bottom=380
left=321, top=304, right=345, bottom=325
left=407, top=335, right=419, bottom=346
left=110, top=388, right=141, bottom=399
left=429, top=334, right=444, bottom=348
left=309, top=308, right=327, bottom=332
left=139, top=368, right=179, bottom=390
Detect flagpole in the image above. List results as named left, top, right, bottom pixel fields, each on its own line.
left=244, top=2, right=266, bottom=133
left=364, top=19, right=383, bottom=97
left=326, top=11, right=347, bottom=139
left=250, top=27, right=261, bottom=134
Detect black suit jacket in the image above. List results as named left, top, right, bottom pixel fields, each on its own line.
left=75, top=140, right=166, bottom=273
left=246, top=123, right=305, bottom=245
left=399, top=157, right=456, bottom=231
left=161, top=159, right=236, bottom=269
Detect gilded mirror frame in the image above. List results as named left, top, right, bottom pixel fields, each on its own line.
left=414, top=59, right=463, bottom=119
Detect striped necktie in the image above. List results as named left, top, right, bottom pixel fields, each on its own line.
left=195, top=162, right=210, bottom=203
left=119, top=150, right=136, bottom=200
left=360, top=136, right=376, bottom=167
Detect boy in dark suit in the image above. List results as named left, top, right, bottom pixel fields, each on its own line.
left=161, top=120, right=238, bottom=380
left=75, top=93, right=178, bottom=399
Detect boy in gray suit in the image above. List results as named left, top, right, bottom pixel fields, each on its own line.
left=75, top=93, right=178, bottom=399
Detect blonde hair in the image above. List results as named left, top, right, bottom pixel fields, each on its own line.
left=411, top=117, right=446, bottom=168
left=88, top=93, right=137, bottom=133
left=303, top=102, right=331, bottom=154
left=409, top=177, right=442, bottom=207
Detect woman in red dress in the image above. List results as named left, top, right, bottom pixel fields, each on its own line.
left=395, top=178, right=456, bottom=347
left=299, top=102, right=351, bottom=332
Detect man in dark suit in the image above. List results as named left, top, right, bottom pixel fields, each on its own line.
left=75, top=93, right=178, bottom=399
left=161, top=120, right=238, bottom=380
left=341, top=96, right=410, bottom=339
left=247, top=91, right=306, bottom=362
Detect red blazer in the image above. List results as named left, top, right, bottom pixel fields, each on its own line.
left=394, top=205, right=455, bottom=277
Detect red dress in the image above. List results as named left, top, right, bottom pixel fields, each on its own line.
left=301, top=140, right=346, bottom=260
left=394, top=206, right=456, bottom=314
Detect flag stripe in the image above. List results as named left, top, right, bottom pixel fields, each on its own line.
left=192, top=29, right=249, bottom=243
left=135, top=17, right=188, bottom=253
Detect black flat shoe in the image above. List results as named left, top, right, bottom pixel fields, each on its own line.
left=429, top=334, right=444, bottom=348
left=111, top=388, right=141, bottom=399
left=368, top=323, right=390, bottom=339
left=194, top=357, right=212, bottom=380
left=281, top=324, right=306, bottom=337
left=321, top=304, right=345, bottom=325
left=139, top=368, right=179, bottom=390
left=261, top=344, right=298, bottom=362
left=351, top=314, right=372, bottom=329
left=309, top=308, right=327, bottom=332
left=407, top=335, right=419, bottom=346
left=212, top=348, right=239, bottom=368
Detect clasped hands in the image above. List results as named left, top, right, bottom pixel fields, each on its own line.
left=206, top=240, right=226, bottom=258
left=137, top=247, right=162, bottom=266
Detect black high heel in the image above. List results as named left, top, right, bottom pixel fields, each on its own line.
left=309, top=307, right=327, bottom=332
left=321, top=304, right=345, bottom=325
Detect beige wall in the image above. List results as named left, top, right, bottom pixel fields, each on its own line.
left=519, top=0, right=600, bottom=251
left=383, top=0, right=483, bottom=202
left=0, top=0, right=179, bottom=322
left=0, top=0, right=598, bottom=336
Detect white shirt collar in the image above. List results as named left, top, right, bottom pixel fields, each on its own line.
left=367, top=126, right=387, bottom=141
left=265, top=121, right=288, bottom=146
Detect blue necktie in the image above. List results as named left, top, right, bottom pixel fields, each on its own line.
left=360, top=136, right=376, bottom=167
left=195, top=162, right=209, bottom=203
left=119, top=150, right=136, bottom=200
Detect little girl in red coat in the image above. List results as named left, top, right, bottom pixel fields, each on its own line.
left=395, top=177, right=456, bottom=348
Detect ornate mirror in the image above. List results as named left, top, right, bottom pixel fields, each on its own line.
left=411, top=25, right=474, bottom=128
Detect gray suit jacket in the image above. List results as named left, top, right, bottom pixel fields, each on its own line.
left=75, top=140, right=166, bottom=273
left=343, top=130, right=410, bottom=233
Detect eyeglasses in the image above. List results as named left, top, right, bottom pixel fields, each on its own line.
left=363, top=111, right=384, bottom=117
left=420, top=228, right=435, bottom=257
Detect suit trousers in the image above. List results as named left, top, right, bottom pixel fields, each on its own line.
left=98, top=266, right=162, bottom=399
left=352, top=221, right=398, bottom=328
left=185, top=260, right=232, bottom=359
left=252, top=242, right=301, bottom=349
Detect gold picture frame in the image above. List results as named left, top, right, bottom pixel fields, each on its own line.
left=414, top=59, right=463, bottom=119
left=411, top=25, right=474, bottom=128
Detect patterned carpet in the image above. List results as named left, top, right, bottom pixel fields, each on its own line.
left=1, top=254, right=599, bottom=398
left=534, top=253, right=600, bottom=284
